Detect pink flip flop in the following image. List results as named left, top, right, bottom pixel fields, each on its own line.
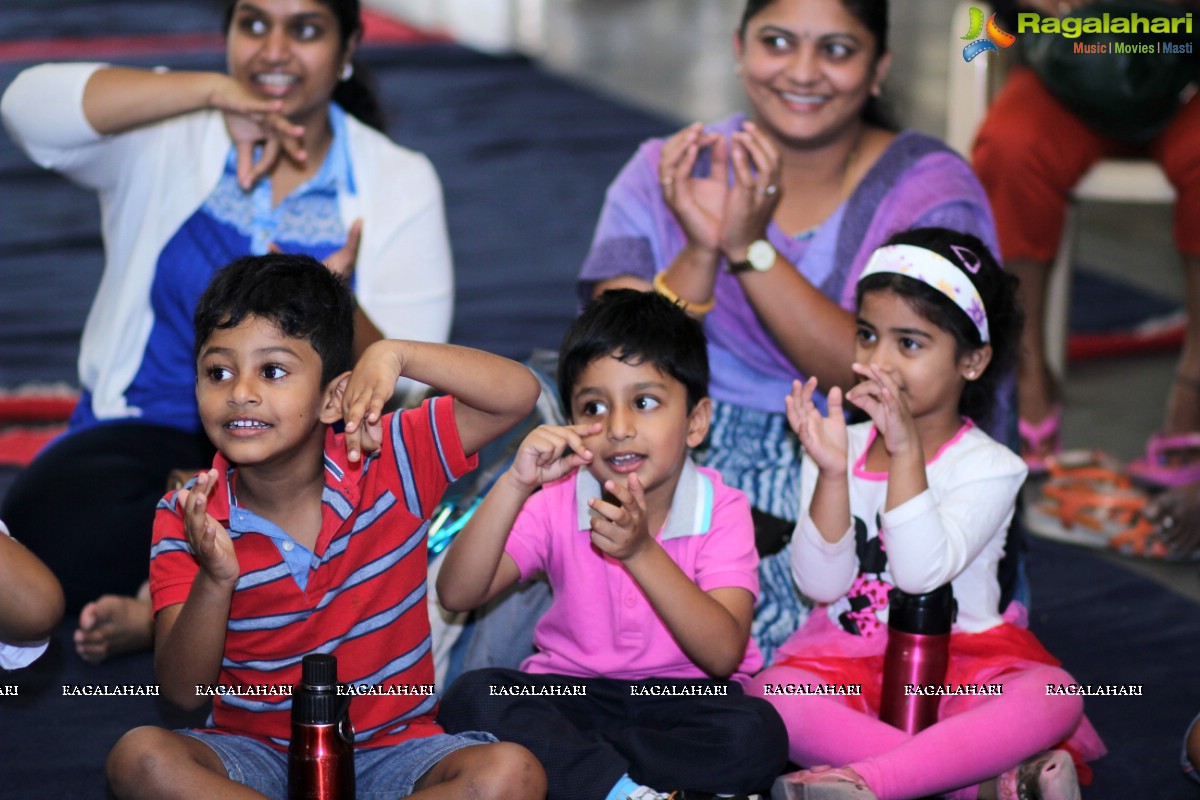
left=1019, top=405, right=1062, bottom=475
left=1126, top=431, right=1200, bottom=488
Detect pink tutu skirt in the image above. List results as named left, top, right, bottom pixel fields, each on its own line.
left=769, top=604, right=1107, bottom=779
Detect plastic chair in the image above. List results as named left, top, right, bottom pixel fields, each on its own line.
left=946, top=1, right=1176, bottom=379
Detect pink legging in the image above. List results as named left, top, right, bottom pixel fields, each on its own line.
left=749, top=664, right=1084, bottom=800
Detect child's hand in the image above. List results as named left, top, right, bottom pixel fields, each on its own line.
left=785, top=377, right=847, bottom=476
left=341, top=342, right=403, bottom=463
left=845, top=363, right=920, bottom=456
left=588, top=474, right=653, bottom=562
left=509, top=423, right=600, bottom=491
left=176, top=469, right=239, bottom=587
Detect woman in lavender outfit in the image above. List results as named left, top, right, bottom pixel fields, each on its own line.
left=578, top=0, right=1007, bottom=659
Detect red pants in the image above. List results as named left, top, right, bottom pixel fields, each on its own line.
left=973, top=67, right=1200, bottom=262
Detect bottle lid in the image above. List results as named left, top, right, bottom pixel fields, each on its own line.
left=293, top=654, right=340, bottom=725
left=887, top=585, right=956, bottom=635
left=293, top=689, right=341, bottom=725
left=301, top=653, right=337, bottom=691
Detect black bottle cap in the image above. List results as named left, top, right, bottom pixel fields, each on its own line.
left=293, top=687, right=340, bottom=725
left=887, top=585, right=956, bottom=636
left=301, top=654, right=337, bottom=691
left=293, top=654, right=340, bottom=726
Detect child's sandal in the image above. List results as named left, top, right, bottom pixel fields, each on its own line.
left=1042, top=450, right=1128, bottom=489
left=996, top=750, right=1079, bottom=800
left=1019, top=405, right=1062, bottom=476
left=1024, top=479, right=1147, bottom=550
left=1125, top=431, right=1200, bottom=489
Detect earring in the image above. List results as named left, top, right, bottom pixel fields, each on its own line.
left=340, top=62, right=354, bottom=81
left=966, top=370, right=976, bottom=379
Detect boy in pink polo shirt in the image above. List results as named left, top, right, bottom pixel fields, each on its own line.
left=436, top=290, right=787, bottom=800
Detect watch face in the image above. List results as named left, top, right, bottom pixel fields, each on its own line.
left=748, top=239, right=776, bottom=272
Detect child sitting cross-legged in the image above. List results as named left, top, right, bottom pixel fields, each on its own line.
left=755, top=228, right=1105, bottom=800
left=435, top=289, right=789, bottom=800
left=105, top=253, right=546, bottom=800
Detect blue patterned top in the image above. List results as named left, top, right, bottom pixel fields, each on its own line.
left=72, top=105, right=357, bottom=434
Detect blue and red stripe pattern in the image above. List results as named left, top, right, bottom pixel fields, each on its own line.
left=149, top=397, right=477, bottom=750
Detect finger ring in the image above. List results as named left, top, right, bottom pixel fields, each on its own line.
left=762, top=184, right=778, bottom=197
left=661, top=177, right=674, bottom=187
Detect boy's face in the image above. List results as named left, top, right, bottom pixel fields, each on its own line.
left=196, top=314, right=340, bottom=468
left=570, top=353, right=711, bottom=516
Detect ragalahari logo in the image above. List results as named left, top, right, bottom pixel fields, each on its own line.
left=961, top=7, right=1016, bottom=61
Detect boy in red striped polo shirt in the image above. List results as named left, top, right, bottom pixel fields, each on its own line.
left=106, top=253, right=546, bottom=800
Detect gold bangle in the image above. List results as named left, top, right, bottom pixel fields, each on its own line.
left=652, top=271, right=716, bottom=315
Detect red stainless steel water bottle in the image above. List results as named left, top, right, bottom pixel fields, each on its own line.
left=879, top=584, right=955, bottom=734
left=288, top=653, right=355, bottom=800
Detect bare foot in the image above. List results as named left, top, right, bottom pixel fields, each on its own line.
left=74, top=589, right=153, bottom=664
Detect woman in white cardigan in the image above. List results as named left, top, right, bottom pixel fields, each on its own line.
left=0, top=0, right=453, bottom=661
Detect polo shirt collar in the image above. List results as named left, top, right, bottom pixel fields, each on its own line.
left=574, top=456, right=713, bottom=540
left=201, top=427, right=362, bottom=528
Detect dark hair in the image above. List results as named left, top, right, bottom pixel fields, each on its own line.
left=559, top=289, right=710, bottom=415
left=854, top=228, right=1023, bottom=425
left=738, top=0, right=892, bottom=128
left=194, top=253, right=355, bottom=387
left=222, top=0, right=386, bottom=132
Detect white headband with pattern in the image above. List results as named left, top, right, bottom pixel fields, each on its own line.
left=858, top=244, right=990, bottom=343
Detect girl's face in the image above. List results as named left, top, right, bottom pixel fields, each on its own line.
left=734, top=0, right=890, bottom=149
left=226, top=0, right=353, bottom=128
left=854, top=289, right=988, bottom=426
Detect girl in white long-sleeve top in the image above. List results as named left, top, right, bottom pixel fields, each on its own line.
left=750, top=228, right=1104, bottom=800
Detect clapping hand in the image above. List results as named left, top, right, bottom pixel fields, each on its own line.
left=176, top=469, right=239, bottom=586
left=588, top=473, right=652, bottom=562
left=844, top=363, right=919, bottom=456
left=720, top=121, right=782, bottom=259
left=786, top=377, right=848, bottom=477
left=658, top=120, right=781, bottom=261
left=659, top=122, right=729, bottom=254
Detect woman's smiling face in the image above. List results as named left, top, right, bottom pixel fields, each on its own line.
left=226, top=0, right=352, bottom=128
left=734, top=0, right=890, bottom=149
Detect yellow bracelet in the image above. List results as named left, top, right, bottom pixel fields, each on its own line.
left=652, top=271, right=716, bottom=315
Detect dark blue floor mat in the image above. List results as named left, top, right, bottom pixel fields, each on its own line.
left=1071, top=267, right=1180, bottom=333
